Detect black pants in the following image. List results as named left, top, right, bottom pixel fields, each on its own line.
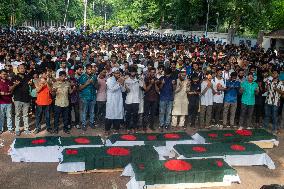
left=96, top=101, right=106, bottom=121
left=143, top=100, right=158, bottom=129
left=213, top=103, right=223, bottom=125
left=125, top=103, right=139, bottom=130
left=69, top=102, right=80, bottom=125
left=54, top=106, right=69, bottom=131
left=105, top=119, right=121, bottom=131
left=188, top=96, right=199, bottom=127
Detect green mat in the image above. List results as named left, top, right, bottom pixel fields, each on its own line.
left=132, top=158, right=237, bottom=185
left=14, top=136, right=60, bottom=148
left=60, top=136, right=103, bottom=146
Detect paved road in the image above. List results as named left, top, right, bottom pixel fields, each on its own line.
left=0, top=126, right=283, bottom=189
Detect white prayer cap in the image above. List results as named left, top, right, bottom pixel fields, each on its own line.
left=111, top=67, right=120, bottom=73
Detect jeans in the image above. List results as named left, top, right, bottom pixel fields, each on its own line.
left=223, top=102, right=237, bottom=126
left=239, top=104, right=254, bottom=128
left=0, top=104, right=12, bottom=131
left=54, top=105, right=69, bottom=131
left=14, top=101, right=30, bottom=132
left=213, top=102, right=223, bottom=125
left=81, top=99, right=96, bottom=127
left=69, top=102, right=80, bottom=125
left=159, top=100, right=173, bottom=127
left=125, top=103, right=139, bottom=130
left=199, top=105, right=212, bottom=127
left=143, top=100, right=158, bottom=129
left=188, top=96, right=199, bottom=126
left=35, top=105, right=51, bottom=130
left=264, top=104, right=278, bottom=131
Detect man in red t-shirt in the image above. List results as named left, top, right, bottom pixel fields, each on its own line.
left=0, top=69, right=13, bottom=134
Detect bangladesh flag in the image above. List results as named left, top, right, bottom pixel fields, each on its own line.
left=106, top=132, right=194, bottom=147
left=9, top=136, right=104, bottom=163
left=9, top=136, right=61, bottom=162
left=60, top=136, right=104, bottom=148
left=193, top=129, right=278, bottom=148
left=57, top=146, right=159, bottom=172
left=173, top=143, right=275, bottom=169
left=123, top=158, right=240, bottom=188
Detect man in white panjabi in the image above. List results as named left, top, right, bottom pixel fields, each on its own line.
left=105, top=67, right=125, bottom=135
left=171, top=69, right=189, bottom=129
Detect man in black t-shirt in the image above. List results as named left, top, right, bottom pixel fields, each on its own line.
left=11, top=64, right=32, bottom=136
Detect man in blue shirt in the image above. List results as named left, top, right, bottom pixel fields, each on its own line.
left=158, top=68, right=176, bottom=131
left=79, top=64, right=97, bottom=131
left=223, top=72, right=240, bottom=127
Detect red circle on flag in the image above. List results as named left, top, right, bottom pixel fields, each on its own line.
left=66, top=149, right=78, bottom=155
left=74, top=137, right=91, bottom=144
left=138, top=163, right=145, bottom=169
left=147, top=135, right=157, bottom=140
left=106, top=147, right=130, bottom=156
left=224, top=133, right=233, bottom=137
left=192, top=146, right=207, bottom=152
left=230, top=144, right=246, bottom=151
left=164, top=133, right=181, bottom=139
left=120, top=135, right=137, bottom=141
left=216, top=160, right=223, bottom=167
left=31, top=139, right=47, bottom=145
left=208, top=133, right=218, bottom=138
left=164, top=160, right=192, bottom=171
left=235, top=129, right=252, bottom=136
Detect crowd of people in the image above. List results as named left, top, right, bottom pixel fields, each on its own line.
left=0, top=29, right=283, bottom=136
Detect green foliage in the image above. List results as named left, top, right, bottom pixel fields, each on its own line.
left=0, top=0, right=283, bottom=36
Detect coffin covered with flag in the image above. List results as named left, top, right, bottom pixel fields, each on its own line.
left=172, top=143, right=275, bottom=169
left=57, top=146, right=159, bottom=172
left=106, top=132, right=195, bottom=148
left=122, top=158, right=240, bottom=189
left=192, top=129, right=278, bottom=148
left=9, top=136, right=104, bottom=162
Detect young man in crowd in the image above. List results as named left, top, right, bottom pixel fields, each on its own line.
left=0, top=69, right=13, bottom=134
left=143, top=67, right=159, bottom=131
left=53, top=71, right=72, bottom=134
left=158, top=68, right=176, bottom=131
left=239, top=72, right=259, bottom=129
left=264, top=70, right=284, bottom=134
left=12, top=64, right=32, bottom=136
left=223, top=72, right=240, bottom=128
left=34, top=69, right=53, bottom=134
left=124, top=66, right=140, bottom=133
left=78, top=64, right=97, bottom=131
left=187, top=76, right=201, bottom=128
left=212, top=68, right=226, bottom=128
left=200, top=72, right=215, bottom=128
left=96, top=69, right=107, bottom=124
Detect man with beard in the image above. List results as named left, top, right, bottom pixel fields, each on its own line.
left=105, top=67, right=125, bottom=135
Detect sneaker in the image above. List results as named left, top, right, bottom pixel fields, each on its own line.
left=15, top=131, right=21, bottom=136
left=33, top=129, right=40, bottom=134
left=24, top=130, right=31, bottom=135
left=247, top=127, right=252, bottom=129
left=75, top=125, right=81, bottom=129
left=238, top=126, right=243, bottom=130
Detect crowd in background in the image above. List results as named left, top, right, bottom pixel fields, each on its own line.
left=0, top=29, right=283, bottom=136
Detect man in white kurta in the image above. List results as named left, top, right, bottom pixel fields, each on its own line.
left=171, top=70, right=189, bottom=129
left=105, top=68, right=125, bottom=134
